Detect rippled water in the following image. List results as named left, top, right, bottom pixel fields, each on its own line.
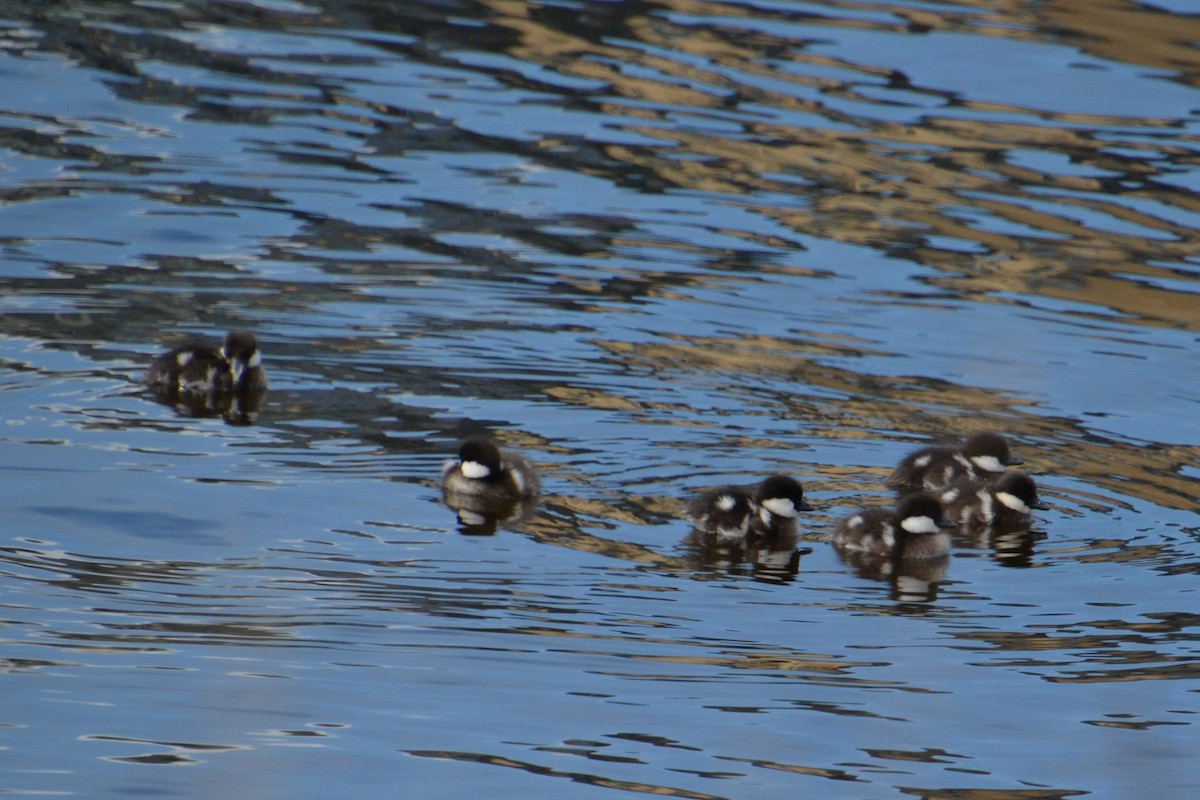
left=2, top=1, right=1199, bottom=797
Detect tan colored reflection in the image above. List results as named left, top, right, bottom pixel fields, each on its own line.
left=1042, top=0, right=1200, bottom=80
left=475, top=0, right=1200, bottom=333
left=596, top=333, right=1200, bottom=513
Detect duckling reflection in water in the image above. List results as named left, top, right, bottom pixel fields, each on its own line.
left=143, top=330, right=268, bottom=422
left=834, top=542, right=951, bottom=601
left=890, top=557, right=951, bottom=602
left=446, top=496, right=538, bottom=536
left=971, top=525, right=1045, bottom=568
left=441, top=437, right=540, bottom=533
left=680, top=525, right=812, bottom=584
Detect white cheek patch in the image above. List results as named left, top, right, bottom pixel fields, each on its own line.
left=996, top=491, right=1030, bottom=514
left=176, top=350, right=193, bottom=368
left=715, top=494, right=737, bottom=512
left=913, top=454, right=932, bottom=468
left=847, top=514, right=863, bottom=529
left=510, top=468, right=526, bottom=495
left=972, top=455, right=1006, bottom=473
left=246, top=351, right=262, bottom=369
left=901, top=515, right=942, bottom=535
left=761, top=497, right=797, bottom=518
left=461, top=461, right=491, bottom=479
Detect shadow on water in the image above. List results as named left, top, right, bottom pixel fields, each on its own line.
left=0, top=0, right=1199, bottom=797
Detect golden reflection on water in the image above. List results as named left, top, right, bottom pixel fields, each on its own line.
left=1045, top=0, right=1200, bottom=80
left=581, top=334, right=1200, bottom=513
left=477, top=0, right=1200, bottom=336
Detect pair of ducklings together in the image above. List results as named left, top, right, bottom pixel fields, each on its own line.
left=441, top=431, right=1048, bottom=560
left=143, top=331, right=268, bottom=399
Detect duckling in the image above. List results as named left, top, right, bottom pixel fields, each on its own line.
left=144, top=330, right=267, bottom=398
left=441, top=437, right=540, bottom=504
left=686, top=475, right=812, bottom=545
left=886, top=431, right=1022, bottom=494
left=686, top=485, right=755, bottom=544
left=749, top=475, right=814, bottom=542
left=938, top=471, right=1048, bottom=531
left=831, top=493, right=954, bottom=559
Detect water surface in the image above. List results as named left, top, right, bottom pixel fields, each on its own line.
left=1, top=1, right=1199, bottom=798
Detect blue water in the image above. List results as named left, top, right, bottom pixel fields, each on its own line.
left=1, top=1, right=1198, bottom=797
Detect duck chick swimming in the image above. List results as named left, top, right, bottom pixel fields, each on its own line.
left=938, top=471, right=1048, bottom=531
left=886, top=431, right=1022, bottom=494
left=441, top=437, right=540, bottom=504
left=686, top=475, right=813, bottom=545
left=831, top=492, right=954, bottom=559
left=144, top=330, right=267, bottom=398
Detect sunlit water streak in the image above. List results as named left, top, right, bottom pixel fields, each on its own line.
left=1, top=1, right=1199, bottom=798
